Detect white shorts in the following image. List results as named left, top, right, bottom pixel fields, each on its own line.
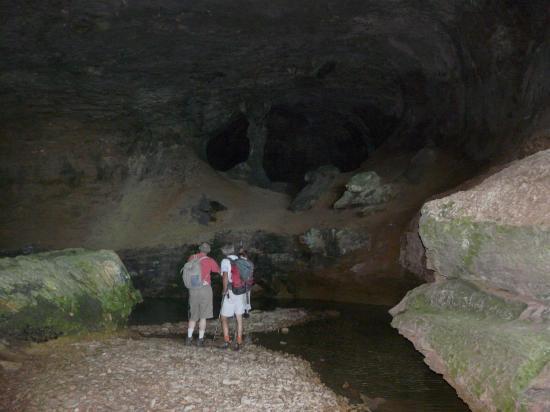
left=220, top=290, right=246, bottom=317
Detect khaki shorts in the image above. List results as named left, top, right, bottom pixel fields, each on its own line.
left=188, top=286, right=213, bottom=321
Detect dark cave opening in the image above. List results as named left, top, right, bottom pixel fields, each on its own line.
left=206, top=114, right=250, bottom=171
left=263, top=104, right=397, bottom=188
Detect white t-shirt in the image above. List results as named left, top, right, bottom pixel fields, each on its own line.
left=221, top=255, right=238, bottom=283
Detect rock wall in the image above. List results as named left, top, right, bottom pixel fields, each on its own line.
left=119, top=228, right=371, bottom=298
left=0, top=249, right=141, bottom=341
left=391, top=149, right=550, bottom=411
left=1, top=0, right=549, bottom=252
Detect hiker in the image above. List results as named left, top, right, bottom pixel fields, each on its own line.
left=219, top=244, right=248, bottom=350
left=238, top=248, right=253, bottom=318
left=182, top=242, right=220, bottom=346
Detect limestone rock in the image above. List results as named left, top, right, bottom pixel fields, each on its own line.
left=419, top=149, right=550, bottom=301
left=300, top=228, right=370, bottom=257
left=399, top=213, right=435, bottom=282
left=391, top=149, right=550, bottom=412
left=119, top=244, right=194, bottom=298
left=290, top=165, right=339, bottom=211
left=190, top=194, right=227, bottom=225
left=333, top=171, right=397, bottom=209
left=391, top=280, right=550, bottom=412
left=0, top=249, right=142, bottom=341
left=404, top=147, right=439, bottom=183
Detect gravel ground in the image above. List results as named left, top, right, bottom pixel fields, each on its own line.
left=0, top=309, right=350, bottom=411
left=130, top=308, right=340, bottom=338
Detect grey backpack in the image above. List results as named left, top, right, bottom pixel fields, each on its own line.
left=181, top=256, right=207, bottom=289
left=235, top=258, right=254, bottom=283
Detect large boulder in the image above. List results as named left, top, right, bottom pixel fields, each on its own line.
left=391, top=149, right=550, bottom=412
left=290, top=165, right=340, bottom=211
left=300, top=227, right=370, bottom=257
left=419, top=149, right=550, bottom=302
left=333, top=171, right=397, bottom=211
left=391, top=280, right=550, bottom=412
left=0, top=249, right=142, bottom=341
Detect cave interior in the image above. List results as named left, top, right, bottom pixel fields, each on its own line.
left=1, top=0, right=549, bottom=333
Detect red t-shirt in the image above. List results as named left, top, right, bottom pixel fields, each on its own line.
left=187, top=253, right=220, bottom=285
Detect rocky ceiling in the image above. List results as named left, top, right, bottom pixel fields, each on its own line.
left=2, top=1, right=549, bottom=170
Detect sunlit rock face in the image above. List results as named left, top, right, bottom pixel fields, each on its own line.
left=391, top=149, right=550, bottom=412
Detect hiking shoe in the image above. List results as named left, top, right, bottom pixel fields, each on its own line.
left=219, top=341, right=231, bottom=350
left=196, top=338, right=205, bottom=347
left=233, top=342, right=241, bottom=352
left=185, top=337, right=193, bottom=346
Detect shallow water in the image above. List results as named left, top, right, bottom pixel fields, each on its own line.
left=130, top=298, right=470, bottom=411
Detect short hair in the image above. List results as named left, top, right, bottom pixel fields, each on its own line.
left=221, top=244, right=235, bottom=256
left=199, top=242, right=211, bottom=254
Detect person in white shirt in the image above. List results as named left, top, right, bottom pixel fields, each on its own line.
left=219, top=244, right=246, bottom=350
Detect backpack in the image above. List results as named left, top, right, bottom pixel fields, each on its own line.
left=230, top=258, right=254, bottom=295
left=181, top=256, right=207, bottom=289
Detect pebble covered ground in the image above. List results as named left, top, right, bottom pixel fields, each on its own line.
left=0, top=309, right=351, bottom=411
left=130, top=308, right=340, bottom=338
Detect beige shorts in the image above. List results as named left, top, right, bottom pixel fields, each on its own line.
left=188, top=286, right=213, bottom=321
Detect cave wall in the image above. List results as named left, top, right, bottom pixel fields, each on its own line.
left=1, top=0, right=549, bottom=259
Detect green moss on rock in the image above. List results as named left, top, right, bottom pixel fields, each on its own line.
left=391, top=280, right=550, bottom=411
left=396, top=279, right=527, bottom=321
left=0, top=249, right=142, bottom=341
left=419, top=214, right=550, bottom=303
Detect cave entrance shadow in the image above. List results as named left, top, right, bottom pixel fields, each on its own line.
left=262, top=104, right=397, bottom=192
left=206, top=114, right=250, bottom=171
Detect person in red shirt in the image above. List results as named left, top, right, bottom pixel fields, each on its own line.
left=186, top=242, right=220, bottom=346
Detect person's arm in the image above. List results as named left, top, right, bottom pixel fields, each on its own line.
left=222, top=271, right=228, bottom=296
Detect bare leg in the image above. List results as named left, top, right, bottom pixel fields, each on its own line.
left=221, top=316, right=230, bottom=341
left=198, top=318, right=206, bottom=339
left=188, top=320, right=196, bottom=335
left=236, top=314, right=243, bottom=344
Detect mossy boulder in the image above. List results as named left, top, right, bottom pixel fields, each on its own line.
left=419, top=149, right=550, bottom=302
left=392, top=150, right=550, bottom=411
left=333, top=171, right=397, bottom=209
left=391, top=282, right=550, bottom=412
left=0, top=249, right=142, bottom=341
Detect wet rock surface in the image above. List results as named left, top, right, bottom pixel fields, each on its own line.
left=0, top=310, right=348, bottom=412
left=391, top=149, right=550, bottom=412
left=300, top=228, right=370, bottom=258
left=119, top=245, right=192, bottom=298
left=119, top=228, right=372, bottom=299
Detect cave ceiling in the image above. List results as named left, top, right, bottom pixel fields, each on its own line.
left=0, top=0, right=548, bottom=176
